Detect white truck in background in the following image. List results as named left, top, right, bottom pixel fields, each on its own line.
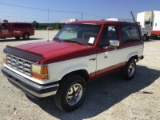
left=137, top=11, right=160, bottom=39
left=68, top=19, right=78, bottom=22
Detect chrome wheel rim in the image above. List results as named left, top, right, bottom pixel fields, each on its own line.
left=66, top=83, right=83, bottom=106
left=128, top=62, right=135, bottom=77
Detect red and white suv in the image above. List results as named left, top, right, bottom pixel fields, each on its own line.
left=2, top=20, right=144, bottom=111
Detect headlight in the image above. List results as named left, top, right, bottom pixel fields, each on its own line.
left=3, top=53, right=6, bottom=64
left=31, top=64, right=48, bottom=80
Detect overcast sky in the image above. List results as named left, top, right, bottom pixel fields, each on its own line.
left=0, top=0, right=159, bottom=23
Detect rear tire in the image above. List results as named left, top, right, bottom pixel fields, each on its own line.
left=142, top=34, right=148, bottom=41
left=54, top=74, right=87, bottom=112
left=23, top=33, right=29, bottom=40
left=121, top=58, right=136, bottom=81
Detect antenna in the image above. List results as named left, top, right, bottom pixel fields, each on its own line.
left=47, top=7, right=50, bottom=41
left=130, top=11, right=136, bottom=23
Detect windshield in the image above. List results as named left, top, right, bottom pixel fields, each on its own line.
left=54, top=24, right=101, bottom=45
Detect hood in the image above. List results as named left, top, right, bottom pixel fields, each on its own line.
left=16, top=41, right=86, bottom=57
left=16, top=41, right=74, bottom=57
left=11, top=41, right=96, bottom=64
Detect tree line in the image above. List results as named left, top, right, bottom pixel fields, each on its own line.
left=32, top=21, right=65, bottom=30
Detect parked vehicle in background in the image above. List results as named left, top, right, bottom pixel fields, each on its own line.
left=140, top=27, right=151, bottom=40
left=137, top=11, right=160, bottom=39
left=1, top=20, right=144, bottom=112
left=47, top=26, right=53, bottom=30
left=68, top=18, right=78, bottom=22
left=0, top=22, right=34, bottom=40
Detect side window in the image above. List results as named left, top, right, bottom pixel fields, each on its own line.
left=121, top=24, right=140, bottom=42
left=99, top=26, right=118, bottom=46
left=1, top=23, right=9, bottom=30
left=13, top=24, right=20, bottom=28
left=13, top=23, right=32, bottom=28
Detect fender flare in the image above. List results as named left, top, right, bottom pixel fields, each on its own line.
left=57, top=63, right=89, bottom=80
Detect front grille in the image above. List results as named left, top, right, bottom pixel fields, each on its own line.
left=6, top=54, right=31, bottom=76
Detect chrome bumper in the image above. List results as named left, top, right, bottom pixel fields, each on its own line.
left=1, top=67, right=59, bottom=98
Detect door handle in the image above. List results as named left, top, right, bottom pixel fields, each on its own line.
left=89, top=58, right=96, bottom=61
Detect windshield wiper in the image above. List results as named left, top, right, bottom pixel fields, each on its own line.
left=63, top=40, right=85, bottom=46
left=53, top=37, right=61, bottom=42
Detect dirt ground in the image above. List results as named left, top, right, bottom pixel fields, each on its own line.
left=0, top=30, right=160, bottom=120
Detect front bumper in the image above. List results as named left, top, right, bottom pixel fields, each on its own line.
left=1, top=67, right=59, bottom=98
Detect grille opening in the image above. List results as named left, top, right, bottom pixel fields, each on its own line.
left=6, top=54, right=31, bottom=76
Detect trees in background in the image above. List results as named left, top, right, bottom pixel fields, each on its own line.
left=32, top=21, right=65, bottom=30
left=32, top=21, right=39, bottom=28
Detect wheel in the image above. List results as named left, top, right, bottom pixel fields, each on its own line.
left=15, top=37, right=20, bottom=40
left=121, top=58, right=136, bottom=80
left=142, top=34, right=148, bottom=41
left=54, top=75, right=87, bottom=112
left=23, top=33, right=29, bottom=40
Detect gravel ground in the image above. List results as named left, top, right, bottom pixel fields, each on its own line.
left=0, top=30, right=160, bottom=120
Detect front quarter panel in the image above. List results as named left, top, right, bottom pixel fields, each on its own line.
left=48, top=54, right=97, bottom=83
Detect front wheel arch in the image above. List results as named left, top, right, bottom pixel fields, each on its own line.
left=61, top=70, right=89, bottom=83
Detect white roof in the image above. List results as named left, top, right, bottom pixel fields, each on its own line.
left=106, top=18, right=134, bottom=22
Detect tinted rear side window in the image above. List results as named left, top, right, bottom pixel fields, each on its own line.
left=13, top=23, right=32, bottom=28
left=121, top=23, right=141, bottom=42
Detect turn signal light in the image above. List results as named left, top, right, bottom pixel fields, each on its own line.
left=31, top=64, right=48, bottom=80
left=32, top=73, right=48, bottom=80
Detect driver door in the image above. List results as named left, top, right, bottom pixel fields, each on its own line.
left=0, top=23, right=12, bottom=38
left=96, top=25, right=123, bottom=75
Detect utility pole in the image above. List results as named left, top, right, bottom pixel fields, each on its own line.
left=81, top=12, right=83, bottom=20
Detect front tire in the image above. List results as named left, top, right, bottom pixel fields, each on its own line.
left=121, top=58, right=136, bottom=80
left=54, top=75, right=87, bottom=112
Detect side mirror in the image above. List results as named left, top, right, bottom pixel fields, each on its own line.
left=109, top=40, right=120, bottom=47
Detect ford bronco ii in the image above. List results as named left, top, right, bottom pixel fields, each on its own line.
left=2, top=21, right=144, bottom=111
